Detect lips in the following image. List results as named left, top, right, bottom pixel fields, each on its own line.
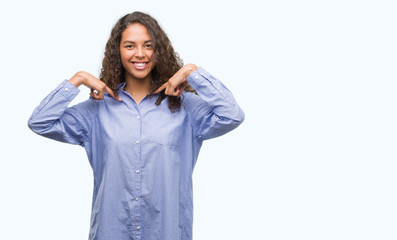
left=132, top=62, right=148, bottom=70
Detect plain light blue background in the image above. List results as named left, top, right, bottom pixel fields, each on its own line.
left=1, top=0, right=396, bottom=239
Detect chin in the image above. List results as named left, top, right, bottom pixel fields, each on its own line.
left=127, top=71, right=148, bottom=80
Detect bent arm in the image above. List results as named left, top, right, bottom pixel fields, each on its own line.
left=185, top=67, right=245, bottom=140
left=27, top=80, right=96, bottom=146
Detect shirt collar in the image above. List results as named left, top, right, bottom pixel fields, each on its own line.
left=117, top=82, right=127, bottom=93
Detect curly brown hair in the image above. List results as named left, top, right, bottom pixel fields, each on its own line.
left=100, top=11, right=194, bottom=112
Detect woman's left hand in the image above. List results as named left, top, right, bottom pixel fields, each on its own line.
left=154, top=64, right=198, bottom=97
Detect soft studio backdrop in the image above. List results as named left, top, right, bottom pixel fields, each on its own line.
left=1, top=0, right=396, bottom=239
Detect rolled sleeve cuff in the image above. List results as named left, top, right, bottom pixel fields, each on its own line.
left=187, top=67, right=207, bottom=89
left=58, top=80, right=81, bottom=100
left=187, top=66, right=234, bottom=105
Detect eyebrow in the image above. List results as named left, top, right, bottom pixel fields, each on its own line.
left=122, top=40, right=152, bottom=44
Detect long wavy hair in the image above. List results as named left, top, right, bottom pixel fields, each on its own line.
left=100, top=11, right=194, bottom=112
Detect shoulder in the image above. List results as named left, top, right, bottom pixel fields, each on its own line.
left=70, top=97, right=99, bottom=115
left=182, top=91, right=210, bottom=116
left=182, top=91, right=201, bottom=108
left=102, top=93, right=122, bottom=106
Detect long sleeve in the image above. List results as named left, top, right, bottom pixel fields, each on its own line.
left=27, top=80, right=97, bottom=146
left=184, top=67, right=245, bottom=141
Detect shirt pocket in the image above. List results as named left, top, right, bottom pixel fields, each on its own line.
left=142, top=110, right=185, bottom=147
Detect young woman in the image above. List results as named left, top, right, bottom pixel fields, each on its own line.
left=28, top=11, right=244, bottom=240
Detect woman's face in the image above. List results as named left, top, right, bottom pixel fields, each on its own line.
left=120, top=23, right=155, bottom=81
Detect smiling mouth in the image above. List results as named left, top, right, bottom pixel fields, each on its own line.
left=132, top=62, right=148, bottom=70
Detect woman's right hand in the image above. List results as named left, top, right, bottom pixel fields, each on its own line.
left=68, top=71, right=121, bottom=101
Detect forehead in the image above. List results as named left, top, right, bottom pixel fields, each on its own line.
left=121, top=23, right=151, bottom=41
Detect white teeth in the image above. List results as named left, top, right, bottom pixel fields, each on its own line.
left=133, top=63, right=147, bottom=66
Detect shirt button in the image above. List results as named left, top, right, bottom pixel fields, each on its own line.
left=195, top=76, right=199, bottom=79
left=137, top=115, right=140, bottom=119
left=135, top=198, right=139, bottom=201
left=137, top=226, right=141, bottom=230
left=136, top=170, right=140, bottom=174
left=65, top=87, right=69, bottom=91
left=135, top=140, right=139, bottom=144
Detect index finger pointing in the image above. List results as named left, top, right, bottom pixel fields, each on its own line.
left=105, top=86, right=122, bottom=101
left=154, top=82, right=168, bottom=94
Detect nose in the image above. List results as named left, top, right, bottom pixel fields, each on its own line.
left=135, top=46, right=145, bottom=58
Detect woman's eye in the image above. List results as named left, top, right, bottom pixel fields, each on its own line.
left=125, top=45, right=134, bottom=48
left=145, top=44, right=153, bottom=48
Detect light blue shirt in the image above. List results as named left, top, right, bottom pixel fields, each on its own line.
left=28, top=67, right=244, bottom=240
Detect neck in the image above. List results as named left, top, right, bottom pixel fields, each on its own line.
left=124, top=74, right=152, bottom=96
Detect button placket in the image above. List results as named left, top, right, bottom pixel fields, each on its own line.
left=132, top=108, right=143, bottom=237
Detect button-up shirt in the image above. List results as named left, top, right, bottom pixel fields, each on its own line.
left=28, top=67, right=244, bottom=240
